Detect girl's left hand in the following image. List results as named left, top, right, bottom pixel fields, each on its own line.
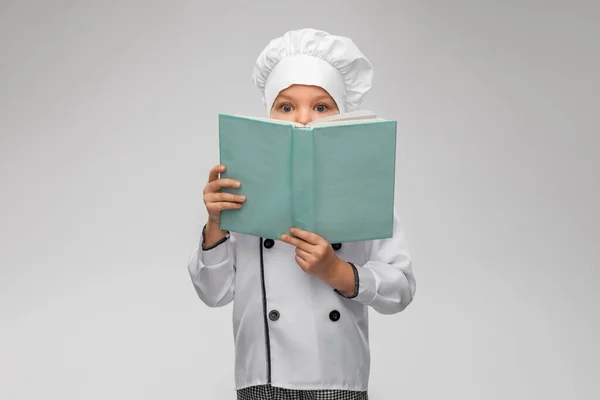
left=280, top=227, right=341, bottom=281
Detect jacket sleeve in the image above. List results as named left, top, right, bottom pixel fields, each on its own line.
left=186, top=224, right=236, bottom=308
left=335, top=207, right=416, bottom=315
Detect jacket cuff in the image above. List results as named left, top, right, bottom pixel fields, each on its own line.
left=200, top=224, right=230, bottom=265
left=352, top=266, right=377, bottom=304
left=335, top=263, right=377, bottom=304
left=334, top=262, right=359, bottom=299
left=201, top=223, right=229, bottom=249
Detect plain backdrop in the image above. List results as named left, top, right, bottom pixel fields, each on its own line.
left=1, top=1, right=598, bottom=399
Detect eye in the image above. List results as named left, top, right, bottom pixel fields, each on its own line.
left=281, top=103, right=294, bottom=112
left=315, top=104, right=328, bottom=112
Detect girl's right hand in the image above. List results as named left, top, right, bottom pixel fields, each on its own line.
left=203, top=164, right=246, bottom=225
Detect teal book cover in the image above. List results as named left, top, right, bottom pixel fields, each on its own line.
left=217, top=110, right=397, bottom=243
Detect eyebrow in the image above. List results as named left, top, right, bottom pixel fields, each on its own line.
left=275, top=95, right=293, bottom=101
left=275, top=94, right=334, bottom=102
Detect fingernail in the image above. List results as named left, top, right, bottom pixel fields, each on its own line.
left=235, top=181, right=241, bottom=187
left=240, top=195, right=246, bottom=201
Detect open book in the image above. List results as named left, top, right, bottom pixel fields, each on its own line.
left=217, top=110, right=397, bottom=243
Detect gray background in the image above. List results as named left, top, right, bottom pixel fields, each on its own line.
left=1, top=0, right=598, bottom=399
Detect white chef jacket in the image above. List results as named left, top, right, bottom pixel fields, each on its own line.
left=187, top=206, right=416, bottom=391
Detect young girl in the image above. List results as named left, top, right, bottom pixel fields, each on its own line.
left=188, top=28, right=416, bottom=400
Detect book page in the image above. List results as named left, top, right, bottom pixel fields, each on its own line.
left=224, top=114, right=304, bottom=127
left=307, top=109, right=386, bottom=127
left=221, top=111, right=384, bottom=128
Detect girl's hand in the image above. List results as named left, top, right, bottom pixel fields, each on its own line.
left=203, top=164, right=246, bottom=225
left=280, top=228, right=343, bottom=282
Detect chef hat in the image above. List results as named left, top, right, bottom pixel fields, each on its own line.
left=251, top=28, right=373, bottom=114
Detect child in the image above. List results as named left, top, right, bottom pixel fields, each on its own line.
left=188, top=28, right=416, bottom=400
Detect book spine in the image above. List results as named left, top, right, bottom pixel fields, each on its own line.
left=291, top=127, right=315, bottom=232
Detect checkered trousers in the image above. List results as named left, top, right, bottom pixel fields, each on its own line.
left=237, top=384, right=369, bottom=400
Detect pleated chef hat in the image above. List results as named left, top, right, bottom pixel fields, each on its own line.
left=251, top=28, right=373, bottom=114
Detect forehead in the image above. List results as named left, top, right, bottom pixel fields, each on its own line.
left=276, top=84, right=334, bottom=100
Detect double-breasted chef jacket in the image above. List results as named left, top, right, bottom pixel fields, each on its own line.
left=187, top=206, right=416, bottom=391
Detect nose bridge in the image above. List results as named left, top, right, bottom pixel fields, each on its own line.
left=296, top=106, right=312, bottom=125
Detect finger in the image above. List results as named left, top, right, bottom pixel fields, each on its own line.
left=205, top=178, right=241, bottom=193
left=295, top=255, right=309, bottom=270
left=295, top=248, right=311, bottom=262
left=206, top=202, right=243, bottom=213
left=289, top=227, right=321, bottom=245
left=280, top=233, right=313, bottom=252
left=207, top=165, right=225, bottom=183
left=205, top=192, right=246, bottom=204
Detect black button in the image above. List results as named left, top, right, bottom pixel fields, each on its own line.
left=329, top=310, right=340, bottom=322
left=268, top=310, right=280, bottom=321
left=332, top=243, right=342, bottom=251
left=264, top=238, right=274, bottom=249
